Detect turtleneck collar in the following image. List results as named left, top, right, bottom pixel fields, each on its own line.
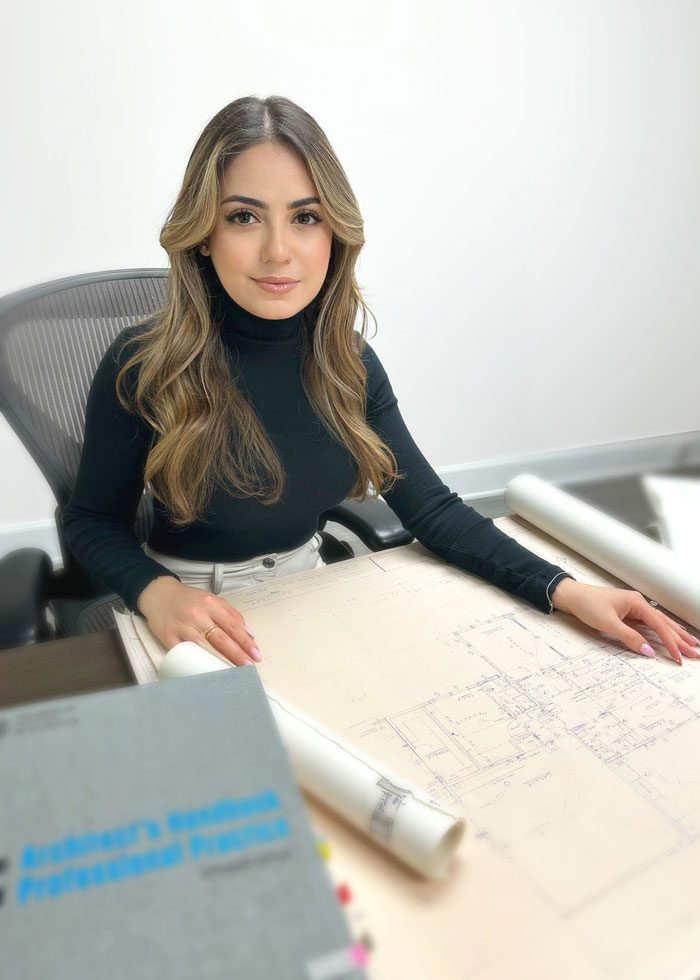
left=205, top=262, right=314, bottom=349
left=217, top=286, right=305, bottom=347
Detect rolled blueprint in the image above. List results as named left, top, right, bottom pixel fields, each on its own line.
left=504, top=472, right=700, bottom=630
left=160, top=641, right=467, bottom=879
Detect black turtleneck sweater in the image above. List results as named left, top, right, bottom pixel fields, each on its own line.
left=63, top=282, right=575, bottom=615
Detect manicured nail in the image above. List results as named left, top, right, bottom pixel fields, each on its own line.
left=690, top=636, right=700, bottom=646
left=639, top=643, right=656, bottom=658
left=249, top=646, right=262, bottom=662
left=245, top=657, right=256, bottom=666
left=245, top=625, right=256, bottom=638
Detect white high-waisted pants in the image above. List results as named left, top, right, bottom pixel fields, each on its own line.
left=143, top=531, right=325, bottom=595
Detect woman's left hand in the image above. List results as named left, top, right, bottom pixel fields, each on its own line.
left=550, top=578, right=700, bottom=665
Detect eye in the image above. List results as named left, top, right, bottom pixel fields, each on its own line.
left=224, top=208, right=324, bottom=227
left=225, top=209, right=258, bottom=226
left=294, top=209, right=323, bottom=226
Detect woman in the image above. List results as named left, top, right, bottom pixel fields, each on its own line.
left=64, top=95, right=700, bottom=668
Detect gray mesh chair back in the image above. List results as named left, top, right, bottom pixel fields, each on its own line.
left=0, top=269, right=169, bottom=620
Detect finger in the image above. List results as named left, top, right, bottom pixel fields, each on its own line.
left=658, top=615, right=700, bottom=651
left=216, top=605, right=262, bottom=660
left=668, top=630, right=700, bottom=659
left=636, top=604, right=700, bottom=649
left=676, top=637, right=700, bottom=660
left=197, top=595, right=262, bottom=662
left=183, top=623, right=254, bottom=667
left=607, top=619, right=660, bottom=660
left=616, top=592, right=697, bottom=664
left=632, top=600, right=700, bottom=664
left=622, top=600, right=683, bottom=665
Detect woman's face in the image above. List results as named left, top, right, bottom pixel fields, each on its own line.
left=200, top=142, right=333, bottom=320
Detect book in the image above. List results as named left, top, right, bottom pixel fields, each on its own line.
left=0, top=666, right=369, bottom=979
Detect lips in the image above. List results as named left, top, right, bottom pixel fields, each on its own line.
left=253, top=279, right=299, bottom=294
left=254, top=277, right=299, bottom=284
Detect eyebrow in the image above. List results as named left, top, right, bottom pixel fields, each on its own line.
left=219, top=194, right=321, bottom=210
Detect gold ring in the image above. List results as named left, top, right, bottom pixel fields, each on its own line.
left=201, top=624, right=218, bottom=639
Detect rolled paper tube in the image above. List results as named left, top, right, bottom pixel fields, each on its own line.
left=504, top=472, right=700, bottom=630
left=265, top=692, right=466, bottom=879
left=160, top=641, right=467, bottom=878
left=158, top=641, right=232, bottom=680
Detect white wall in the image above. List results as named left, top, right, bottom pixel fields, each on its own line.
left=2, top=1, right=699, bottom=546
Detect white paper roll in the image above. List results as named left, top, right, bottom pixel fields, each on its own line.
left=160, top=641, right=467, bottom=879
left=504, top=473, right=700, bottom=630
left=159, top=641, right=231, bottom=679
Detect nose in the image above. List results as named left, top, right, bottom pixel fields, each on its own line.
left=260, top=220, right=292, bottom=264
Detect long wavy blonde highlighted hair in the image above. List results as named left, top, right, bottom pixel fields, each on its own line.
left=115, top=95, right=402, bottom=526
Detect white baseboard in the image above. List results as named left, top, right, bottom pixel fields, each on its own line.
left=444, top=430, right=700, bottom=501
left=2, top=429, right=699, bottom=571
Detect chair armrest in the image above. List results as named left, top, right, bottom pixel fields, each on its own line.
left=0, top=548, right=54, bottom=650
left=321, top=497, right=414, bottom=551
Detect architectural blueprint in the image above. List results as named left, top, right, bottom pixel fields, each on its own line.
left=216, top=515, right=700, bottom=979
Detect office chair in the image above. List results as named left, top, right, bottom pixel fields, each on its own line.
left=0, top=269, right=413, bottom=650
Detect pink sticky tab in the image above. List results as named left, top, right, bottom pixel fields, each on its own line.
left=348, top=943, right=369, bottom=967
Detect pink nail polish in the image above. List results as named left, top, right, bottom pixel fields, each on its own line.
left=639, top=643, right=655, bottom=658
left=245, top=625, right=256, bottom=638
left=249, top=646, right=262, bottom=662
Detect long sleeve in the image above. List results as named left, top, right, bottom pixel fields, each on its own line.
left=360, top=337, right=575, bottom=614
left=62, top=329, right=181, bottom=613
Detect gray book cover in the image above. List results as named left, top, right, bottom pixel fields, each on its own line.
left=0, top=668, right=368, bottom=980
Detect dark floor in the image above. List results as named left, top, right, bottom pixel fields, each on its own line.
left=324, top=463, right=700, bottom=556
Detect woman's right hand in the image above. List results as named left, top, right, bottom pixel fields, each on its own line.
left=136, top=576, right=262, bottom=667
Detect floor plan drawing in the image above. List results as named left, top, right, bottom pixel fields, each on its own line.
left=212, top=515, right=700, bottom=979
